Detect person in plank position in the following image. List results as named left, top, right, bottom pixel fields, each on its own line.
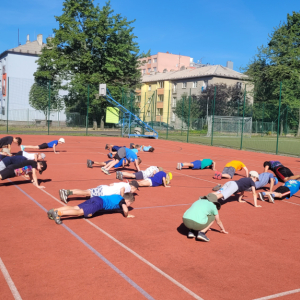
left=176, top=159, right=215, bottom=171
left=0, top=160, right=47, bottom=188
left=21, top=138, right=65, bottom=154
left=210, top=171, right=261, bottom=208
left=59, top=180, right=139, bottom=204
left=263, top=161, right=300, bottom=182
left=258, top=179, right=300, bottom=203
left=15, top=151, right=46, bottom=162
left=47, top=193, right=135, bottom=225
left=0, top=155, right=28, bottom=171
left=137, top=171, right=172, bottom=188
left=86, top=158, right=130, bottom=169
left=183, top=195, right=228, bottom=242
left=214, top=160, right=248, bottom=180
left=130, top=143, right=155, bottom=152
left=116, top=166, right=163, bottom=181
left=0, top=136, right=22, bottom=153
left=101, top=147, right=141, bottom=175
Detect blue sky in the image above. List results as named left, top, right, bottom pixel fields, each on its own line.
left=0, top=0, right=299, bottom=71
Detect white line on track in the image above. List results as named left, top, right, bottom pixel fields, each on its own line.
left=38, top=188, right=203, bottom=300
left=0, top=257, right=22, bottom=300
left=253, top=288, right=300, bottom=300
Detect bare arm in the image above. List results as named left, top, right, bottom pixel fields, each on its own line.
left=31, top=169, right=45, bottom=189
left=264, top=165, right=269, bottom=173
left=238, top=191, right=246, bottom=202
left=243, top=166, right=249, bottom=177
left=269, top=178, right=275, bottom=193
left=252, top=186, right=261, bottom=207
left=53, top=144, right=58, bottom=154
left=34, top=154, right=38, bottom=162
left=214, top=214, right=228, bottom=234
left=212, top=161, right=216, bottom=171
left=122, top=204, right=134, bottom=218
left=120, top=187, right=125, bottom=197
left=7, top=144, right=11, bottom=152
left=163, top=177, right=170, bottom=188
left=134, top=159, right=140, bottom=172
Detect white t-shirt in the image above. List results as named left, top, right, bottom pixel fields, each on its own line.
left=142, top=166, right=159, bottom=179
left=101, top=182, right=131, bottom=196
left=22, top=151, right=36, bottom=160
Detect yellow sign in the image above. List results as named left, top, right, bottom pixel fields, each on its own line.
left=106, top=107, right=119, bottom=124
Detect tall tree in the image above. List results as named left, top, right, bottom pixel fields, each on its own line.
left=34, top=0, right=142, bottom=126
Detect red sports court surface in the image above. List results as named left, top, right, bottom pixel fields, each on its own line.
left=0, top=135, right=300, bottom=300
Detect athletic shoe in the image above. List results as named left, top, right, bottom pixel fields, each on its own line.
left=47, top=209, right=62, bottom=225
left=107, top=153, right=113, bottom=159
left=116, top=171, right=119, bottom=179
left=87, top=159, right=93, bottom=168
left=177, top=163, right=182, bottom=170
left=258, top=192, right=265, bottom=202
left=101, top=167, right=110, bottom=175
left=197, top=232, right=210, bottom=242
left=268, top=194, right=275, bottom=204
left=59, top=189, right=68, bottom=204
left=187, top=230, right=195, bottom=238
left=21, top=145, right=25, bottom=151
left=212, top=184, right=222, bottom=191
left=213, top=171, right=222, bottom=180
left=119, top=172, right=123, bottom=181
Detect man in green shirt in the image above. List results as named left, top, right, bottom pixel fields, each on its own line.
left=177, top=159, right=215, bottom=171
left=182, top=194, right=228, bottom=242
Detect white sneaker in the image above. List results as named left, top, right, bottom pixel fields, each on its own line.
left=187, top=230, right=195, bottom=238
left=268, top=194, right=275, bottom=204
left=177, top=163, right=182, bottom=170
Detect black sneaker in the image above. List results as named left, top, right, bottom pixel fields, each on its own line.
left=258, top=192, right=265, bottom=201
left=47, top=209, right=54, bottom=220
left=47, top=209, right=62, bottom=225
left=212, top=184, right=222, bottom=191
left=87, top=159, right=93, bottom=168
left=197, top=232, right=210, bottom=242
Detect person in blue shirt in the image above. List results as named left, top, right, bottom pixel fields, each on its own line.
left=176, top=159, right=215, bottom=171
left=137, top=171, right=172, bottom=188
left=47, top=193, right=135, bottom=225
left=131, top=144, right=154, bottom=152
left=21, top=138, right=65, bottom=154
left=86, top=158, right=130, bottom=169
left=258, top=179, right=300, bottom=203
left=101, top=147, right=141, bottom=175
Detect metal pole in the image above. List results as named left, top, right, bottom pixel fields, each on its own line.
left=181, top=96, right=185, bottom=135
left=86, top=84, right=90, bottom=136
left=240, top=85, right=247, bottom=150
left=261, top=102, right=265, bottom=136
left=6, top=77, right=9, bottom=133
left=285, top=105, right=288, bottom=135
left=187, top=89, right=192, bottom=143
left=211, top=87, right=216, bottom=146
left=276, top=82, right=282, bottom=154
left=166, top=89, right=170, bottom=139
left=48, top=81, right=51, bottom=135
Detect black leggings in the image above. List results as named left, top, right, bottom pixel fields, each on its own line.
left=0, top=167, right=16, bottom=180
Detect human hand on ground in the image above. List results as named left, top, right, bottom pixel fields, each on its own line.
left=238, top=199, right=246, bottom=203
left=255, top=205, right=262, bottom=208
left=127, top=214, right=135, bottom=218
left=221, top=230, right=229, bottom=234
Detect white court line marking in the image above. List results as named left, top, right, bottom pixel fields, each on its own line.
left=0, top=257, right=22, bottom=300
left=253, top=288, right=300, bottom=300
left=38, top=188, right=203, bottom=300
left=282, top=200, right=300, bottom=206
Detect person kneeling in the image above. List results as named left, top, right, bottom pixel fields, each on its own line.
left=47, top=193, right=135, bottom=225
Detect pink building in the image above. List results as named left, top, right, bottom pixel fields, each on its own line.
left=138, top=52, right=192, bottom=75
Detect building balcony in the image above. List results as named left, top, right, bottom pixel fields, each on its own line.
left=157, top=88, right=164, bottom=95
left=156, top=102, right=164, bottom=108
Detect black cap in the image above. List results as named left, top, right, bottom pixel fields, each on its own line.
left=129, top=180, right=139, bottom=190
left=39, top=161, right=47, bottom=174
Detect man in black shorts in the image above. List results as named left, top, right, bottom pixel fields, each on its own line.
left=263, top=161, right=300, bottom=182
left=0, top=160, right=47, bottom=188
left=0, top=136, right=22, bottom=153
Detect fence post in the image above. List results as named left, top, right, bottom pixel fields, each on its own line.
left=6, top=77, right=9, bottom=133
left=86, top=84, right=90, bottom=136
left=285, top=105, right=288, bottom=135
left=261, top=102, right=265, bottom=136
left=240, top=84, right=247, bottom=150
left=181, top=96, right=185, bottom=136
left=271, top=121, right=273, bottom=135
left=166, top=89, right=170, bottom=139
left=276, top=82, right=282, bottom=154
left=28, top=108, right=30, bottom=126
left=256, top=120, right=257, bottom=133
left=48, top=81, right=51, bottom=135
left=187, top=89, right=192, bottom=143
left=211, top=86, right=216, bottom=146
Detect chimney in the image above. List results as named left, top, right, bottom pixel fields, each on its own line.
left=226, top=61, right=233, bottom=70
left=26, top=34, right=30, bottom=44
left=37, top=34, right=43, bottom=46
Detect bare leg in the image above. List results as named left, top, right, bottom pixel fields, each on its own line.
left=138, top=180, right=151, bottom=187
left=221, top=174, right=231, bottom=179
left=200, top=220, right=215, bottom=233
left=121, top=172, right=136, bottom=179
left=264, top=191, right=282, bottom=198
left=104, top=159, right=119, bottom=171
left=23, top=145, right=39, bottom=149
left=93, top=161, right=106, bottom=167
left=211, top=192, right=224, bottom=200
left=285, top=174, right=300, bottom=181
left=182, top=163, right=194, bottom=168
left=56, top=205, right=84, bottom=217
left=70, top=189, right=91, bottom=197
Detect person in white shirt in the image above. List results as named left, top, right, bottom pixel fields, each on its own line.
left=58, top=180, right=139, bottom=204
left=116, top=166, right=163, bottom=181
left=15, top=150, right=46, bottom=161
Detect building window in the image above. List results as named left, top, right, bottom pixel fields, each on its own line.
left=148, top=59, right=151, bottom=64
left=148, top=85, right=151, bottom=91
left=172, top=97, right=176, bottom=108
left=158, top=81, right=164, bottom=88
left=173, top=83, right=177, bottom=92
left=142, top=69, right=145, bottom=74
left=171, top=112, right=176, bottom=122
left=237, top=82, right=242, bottom=89
left=153, top=67, right=157, bottom=72
left=182, top=82, right=187, bottom=89
left=202, top=80, right=208, bottom=91
left=158, top=95, right=164, bottom=102
left=156, top=108, right=163, bottom=116
left=147, top=110, right=150, bottom=117
left=193, top=81, right=197, bottom=88
left=148, top=68, right=151, bottom=73
left=153, top=58, right=157, bottom=63
left=136, top=96, right=141, bottom=102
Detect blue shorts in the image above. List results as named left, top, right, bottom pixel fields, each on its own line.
left=112, top=146, right=125, bottom=152
left=191, top=160, right=201, bottom=170
left=78, top=196, right=104, bottom=218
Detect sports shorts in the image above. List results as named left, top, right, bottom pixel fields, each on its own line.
left=222, top=167, right=235, bottom=179
left=217, top=181, right=239, bottom=200
left=134, top=171, right=144, bottom=180
left=38, top=143, right=49, bottom=149
left=145, top=178, right=153, bottom=187
left=78, top=196, right=104, bottom=218
left=0, top=167, right=16, bottom=180
left=275, top=167, right=294, bottom=182
left=183, top=215, right=215, bottom=231
left=190, top=160, right=201, bottom=170
left=114, top=147, right=126, bottom=161
left=112, top=146, right=125, bottom=152
left=88, top=185, right=104, bottom=197
left=274, top=186, right=290, bottom=199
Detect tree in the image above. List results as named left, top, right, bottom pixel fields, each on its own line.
left=245, top=11, right=300, bottom=134
left=34, top=0, right=142, bottom=127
